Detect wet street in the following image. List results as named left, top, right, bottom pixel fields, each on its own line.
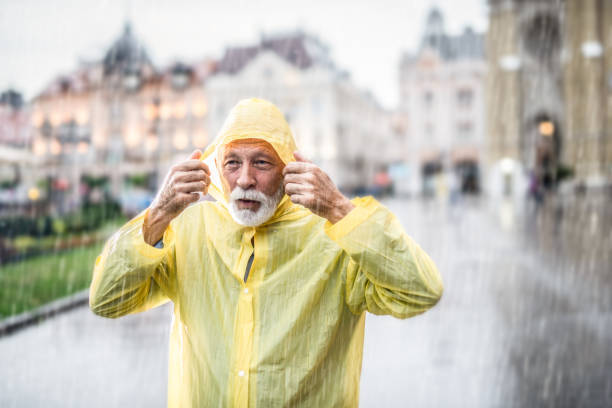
left=1, top=196, right=611, bottom=407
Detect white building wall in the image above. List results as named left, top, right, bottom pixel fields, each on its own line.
left=400, top=50, right=487, bottom=195
left=205, top=50, right=392, bottom=192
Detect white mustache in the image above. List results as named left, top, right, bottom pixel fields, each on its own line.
left=230, top=187, right=268, bottom=203
left=228, top=185, right=284, bottom=226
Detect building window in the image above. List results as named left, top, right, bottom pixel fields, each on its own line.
left=312, top=97, right=321, bottom=114
left=262, top=67, right=273, bottom=79
left=457, top=89, right=473, bottom=109
left=425, top=122, right=435, bottom=139
left=524, top=14, right=560, bottom=65
left=216, top=103, right=225, bottom=120
left=457, top=121, right=473, bottom=139
left=110, top=100, right=122, bottom=121
left=423, top=91, right=434, bottom=108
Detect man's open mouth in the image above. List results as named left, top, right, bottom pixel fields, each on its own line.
left=236, top=199, right=262, bottom=210
left=238, top=199, right=260, bottom=205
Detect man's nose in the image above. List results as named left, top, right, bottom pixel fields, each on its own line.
left=236, top=163, right=256, bottom=189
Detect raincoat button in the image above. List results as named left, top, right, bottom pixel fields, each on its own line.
left=244, top=288, right=249, bottom=294
left=238, top=370, right=245, bottom=377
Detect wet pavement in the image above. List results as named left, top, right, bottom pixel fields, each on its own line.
left=1, top=195, right=611, bottom=407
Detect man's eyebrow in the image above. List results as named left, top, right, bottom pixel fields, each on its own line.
left=223, top=152, right=240, bottom=160
left=253, top=152, right=277, bottom=161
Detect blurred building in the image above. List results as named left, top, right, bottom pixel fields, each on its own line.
left=28, top=25, right=395, bottom=208
left=0, top=89, right=35, bottom=212
left=29, top=23, right=214, bottom=214
left=399, top=8, right=486, bottom=196
left=0, top=90, right=30, bottom=148
left=206, top=31, right=393, bottom=193
left=486, top=0, right=612, bottom=198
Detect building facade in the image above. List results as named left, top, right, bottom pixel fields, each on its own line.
left=486, top=0, right=612, bottom=198
left=29, top=23, right=213, bottom=214
left=399, top=8, right=487, bottom=196
left=25, top=25, right=396, bottom=212
left=206, top=31, right=393, bottom=193
left=0, top=90, right=35, bottom=212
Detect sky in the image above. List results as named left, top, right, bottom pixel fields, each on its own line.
left=0, top=0, right=487, bottom=109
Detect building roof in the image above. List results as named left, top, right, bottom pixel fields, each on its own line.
left=0, top=90, right=30, bottom=148
left=34, top=23, right=218, bottom=99
left=215, top=31, right=333, bottom=75
left=0, top=90, right=24, bottom=110
left=419, top=8, right=485, bottom=61
left=36, top=65, right=98, bottom=99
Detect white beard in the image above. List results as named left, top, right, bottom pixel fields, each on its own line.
left=228, top=185, right=284, bottom=227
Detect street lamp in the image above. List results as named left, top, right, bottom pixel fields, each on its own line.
left=581, top=41, right=603, bottom=59
left=33, top=138, right=47, bottom=156
left=28, top=187, right=40, bottom=201
left=146, top=133, right=159, bottom=152
left=192, top=100, right=207, bottom=117
left=539, top=121, right=554, bottom=137
left=50, top=138, right=62, bottom=155
left=124, top=125, right=141, bottom=148
left=499, top=55, right=521, bottom=71
left=173, top=129, right=188, bottom=151
left=500, top=157, right=515, bottom=174
left=77, top=141, right=89, bottom=154
left=192, top=130, right=208, bottom=148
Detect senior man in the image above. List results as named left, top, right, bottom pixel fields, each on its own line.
left=89, top=98, right=443, bottom=407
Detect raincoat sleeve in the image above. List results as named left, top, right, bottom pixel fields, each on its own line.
left=325, top=196, right=443, bottom=319
left=89, top=209, right=177, bottom=318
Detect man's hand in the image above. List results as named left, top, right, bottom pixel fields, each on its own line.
left=283, top=152, right=354, bottom=224
left=143, top=150, right=210, bottom=245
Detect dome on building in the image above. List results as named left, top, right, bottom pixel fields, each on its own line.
left=103, top=22, right=152, bottom=76
left=422, top=7, right=446, bottom=50
left=426, top=7, right=444, bottom=24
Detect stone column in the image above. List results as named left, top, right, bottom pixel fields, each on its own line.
left=603, top=0, right=612, bottom=180
left=486, top=0, right=522, bottom=166
left=564, top=0, right=605, bottom=182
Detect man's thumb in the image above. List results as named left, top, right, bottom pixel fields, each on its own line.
left=293, top=151, right=311, bottom=163
left=189, top=149, right=202, bottom=160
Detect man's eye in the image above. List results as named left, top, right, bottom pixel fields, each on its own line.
left=225, top=160, right=240, bottom=167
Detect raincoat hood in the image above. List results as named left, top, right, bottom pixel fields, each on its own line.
left=200, top=98, right=295, bottom=195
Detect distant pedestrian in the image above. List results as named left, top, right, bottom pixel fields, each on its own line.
left=528, top=171, right=543, bottom=205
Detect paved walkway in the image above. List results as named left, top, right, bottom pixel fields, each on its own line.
left=1, top=197, right=610, bottom=407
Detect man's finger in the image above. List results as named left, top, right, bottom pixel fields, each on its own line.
left=283, top=173, right=310, bottom=185
left=177, top=159, right=210, bottom=173
left=284, top=182, right=308, bottom=195
left=293, top=151, right=312, bottom=163
left=189, top=150, right=202, bottom=160
left=288, top=193, right=308, bottom=206
left=176, top=170, right=209, bottom=184
left=176, top=181, right=208, bottom=194
left=178, top=192, right=200, bottom=205
left=283, top=161, right=314, bottom=175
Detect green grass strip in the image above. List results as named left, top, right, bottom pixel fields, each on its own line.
left=0, top=242, right=104, bottom=319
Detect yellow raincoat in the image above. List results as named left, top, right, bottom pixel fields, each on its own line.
left=89, top=98, right=443, bottom=407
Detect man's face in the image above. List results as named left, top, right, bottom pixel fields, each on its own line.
left=220, top=140, right=285, bottom=226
